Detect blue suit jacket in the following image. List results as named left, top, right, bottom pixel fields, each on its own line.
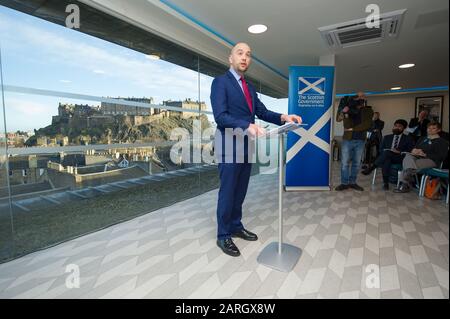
left=210, top=71, right=283, bottom=162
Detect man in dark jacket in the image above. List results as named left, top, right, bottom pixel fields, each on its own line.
left=394, top=122, right=449, bottom=193
left=362, top=119, right=415, bottom=190
left=370, top=112, right=385, bottom=147
left=336, top=92, right=373, bottom=191
left=364, top=111, right=385, bottom=166
left=408, top=110, right=430, bottom=143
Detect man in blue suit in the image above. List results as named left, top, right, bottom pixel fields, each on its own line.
left=210, top=42, right=302, bottom=257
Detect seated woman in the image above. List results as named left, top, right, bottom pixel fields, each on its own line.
left=394, top=122, right=449, bottom=193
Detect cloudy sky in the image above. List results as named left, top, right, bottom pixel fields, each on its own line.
left=0, top=5, right=287, bottom=132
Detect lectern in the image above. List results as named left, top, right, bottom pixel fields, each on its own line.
left=257, top=122, right=305, bottom=272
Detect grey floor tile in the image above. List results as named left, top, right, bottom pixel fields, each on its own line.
left=253, top=271, right=288, bottom=298
left=363, top=249, right=380, bottom=267
left=380, top=247, right=396, bottom=266
left=310, top=248, right=334, bottom=269
left=422, top=246, right=449, bottom=270
left=405, top=232, right=423, bottom=246
left=335, top=236, right=351, bottom=256
left=392, top=234, right=412, bottom=255
left=349, top=234, right=366, bottom=249
left=379, top=223, right=392, bottom=234
left=397, top=266, right=423, bottom=299
left=381, top=289, right=403, bottom=299
left=232, top=272, right=263, bottom=299
left=340, top=265, right=363, bottom=293
left=415, top=263, right=440, bottom=289
left=318, top=269, right=342, bottom=299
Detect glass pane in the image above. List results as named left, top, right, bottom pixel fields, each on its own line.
left=0, top=43, right=14, bottom=263
left=257, top=85, right=289, bottom=176
left=198, top=58, right=219, bottom=196
left=0, top=5, right=217, bottom=261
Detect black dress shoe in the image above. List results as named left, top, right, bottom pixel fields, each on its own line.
left=393, top=184, right=410, bottom=193
left=335, top=184, right=349, bottom=191
left=217, top=238, right=240, bottom=257
left=383, top=183, right=389, bottom=191
left=349, top=184, right=364, bottom=191
left=231, top=228, right=258, bottom=241
left=362, top=166, right=376, bottom=175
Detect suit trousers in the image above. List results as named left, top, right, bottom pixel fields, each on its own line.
left=374, top=151, right=404, bottom=183
left=216, top=163, right=252, bottom=240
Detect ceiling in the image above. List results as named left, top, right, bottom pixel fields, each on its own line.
left=3, top=0, right=448, bottom=97
left=155, top=0, right=449, bottom=94
left=0, top=0, right=284, bottom=97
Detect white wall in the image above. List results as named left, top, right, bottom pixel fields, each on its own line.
left=333, top=91, right=449, bottom=138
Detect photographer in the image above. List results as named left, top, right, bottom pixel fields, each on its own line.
left=335, top=92, right=373, bottom=191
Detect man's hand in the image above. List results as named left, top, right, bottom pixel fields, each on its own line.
left=281, top=114, right=303, bottom=124
left=391, top=148, right=401, bottom=154
left=342, top=106, right=350, bottom=113
left=247, top=123, right=266, bottom=138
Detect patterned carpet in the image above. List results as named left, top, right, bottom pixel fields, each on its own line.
left=0, top=164, right=448, bottom=299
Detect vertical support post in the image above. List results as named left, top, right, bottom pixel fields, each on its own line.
left=278, top=133, right=284, bottom=254
left=257, top=128, right=302, bottom=272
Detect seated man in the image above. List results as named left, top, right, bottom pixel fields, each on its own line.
left=362, top=119, right=414, bottom=190
left=394, top=121, right=449, bottom=193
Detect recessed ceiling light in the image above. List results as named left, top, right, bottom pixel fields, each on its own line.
left=391, top=87, right=402, bottom=90
left=146, top=54, right=160, bottom=60
left=248, top=24, right=268, bottom=34
left=399, top=63, right=415, bottom=69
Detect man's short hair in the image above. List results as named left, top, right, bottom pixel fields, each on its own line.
left=428, top=121, right=442, bottom=130
left=394, top=119, right=408, bottom=129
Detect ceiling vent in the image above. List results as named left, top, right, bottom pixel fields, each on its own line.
left=319, top=9, right=407, bottom=50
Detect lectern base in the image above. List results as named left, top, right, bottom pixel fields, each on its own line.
left=257, top=242, right=302, bottom=272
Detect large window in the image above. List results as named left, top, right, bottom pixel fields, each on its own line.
left=0, top=38, right=14, bottom=261
left=0, top=2, right=286, bottom=262
left=0, top=4, right=221, bottom=262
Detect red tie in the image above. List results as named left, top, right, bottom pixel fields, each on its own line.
left=240, top=76, right=253, bottom=113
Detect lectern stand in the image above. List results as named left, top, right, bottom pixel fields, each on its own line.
left=257, top=123, right=303, bottom=272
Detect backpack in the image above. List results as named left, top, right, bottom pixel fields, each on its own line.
left=424, top=178, right=441, bottom=200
